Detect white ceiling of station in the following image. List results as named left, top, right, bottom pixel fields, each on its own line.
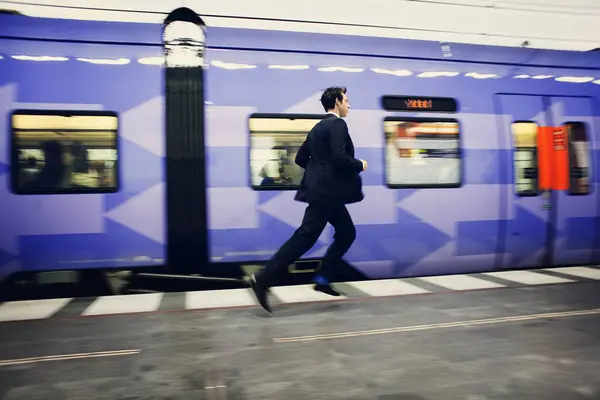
left=1, top=0, right=600, bottom=51
left=424, top=0, right=600, bottom=13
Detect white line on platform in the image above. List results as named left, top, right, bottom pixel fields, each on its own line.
left=0, top=349, right=141, bottom=367
left=82, top=293, right=163, bottom=316
left=419, top=274, right=505, bottom=290
left=0, top=298, right=72, bottom=322
left=186, top=288, right=256, bottom=309
left=273, top=308, right=600, bottom=343
left=483, top=270, right=574, bottom=285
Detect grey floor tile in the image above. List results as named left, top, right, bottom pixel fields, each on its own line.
left=1, top=281, right=599, bottom=400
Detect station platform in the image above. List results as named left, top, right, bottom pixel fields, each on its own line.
left=0, top=266, right=599, bottom=399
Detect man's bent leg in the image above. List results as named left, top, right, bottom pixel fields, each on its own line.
left=256, top=203, right=328, bottom=287
left=313, top=204, right=356, bottom=287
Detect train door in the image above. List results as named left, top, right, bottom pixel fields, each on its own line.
left=547, top=97, right=597, bottom=266
left=497, top=94, right=597, bottom=269
left=498, top=94, right=552, bottom=269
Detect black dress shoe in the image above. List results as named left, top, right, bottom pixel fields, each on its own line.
left=313, top=283, right=345, bottom=297
left=249, top=274, right=272, bottom=313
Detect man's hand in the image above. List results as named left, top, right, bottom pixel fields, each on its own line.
left=360, top=159, right=368, bottom=172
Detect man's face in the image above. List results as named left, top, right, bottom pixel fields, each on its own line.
left=337, top=93, right=350, bottom=117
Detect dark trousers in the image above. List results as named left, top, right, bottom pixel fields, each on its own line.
left=257, top=202, right=357, bottom=287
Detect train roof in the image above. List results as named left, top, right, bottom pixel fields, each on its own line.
left=1, top=13, right=600, bottom=71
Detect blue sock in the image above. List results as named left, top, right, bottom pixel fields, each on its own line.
left=314, top=275, right=328, bottom=285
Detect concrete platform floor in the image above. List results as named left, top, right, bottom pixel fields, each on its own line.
left=0, top=279, right=599, bottom=399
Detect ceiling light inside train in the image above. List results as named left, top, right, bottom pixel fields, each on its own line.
left=593, top=80, right=600, bottom=85
left=371, top=68, right=412, bottom=76
left=163, top=20, right=206, bottom=68
left=417, top=71, right=459, bottom=78
left=77, top=57, right=130, bottom=65
left=465, top=72, right=499, bottom=79
left=555, top=76, right=595, bottom=83
left=531, top=75, right=553, bottom=79
left=318, top=66, right=364, bottom=73
left=11, top=55, right=68, bottom=62
left=514, top=75, right=530, bottom=78
left=210, top=60, right=257, bottom=69
left=138, top=57, right=165, bottom=65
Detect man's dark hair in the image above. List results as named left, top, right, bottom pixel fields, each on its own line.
left=320, top=86, right=346, bottom=112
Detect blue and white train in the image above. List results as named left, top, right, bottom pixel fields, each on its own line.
left=1, top=7, right=599, bottom=288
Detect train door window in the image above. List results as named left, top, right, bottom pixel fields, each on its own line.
left=11, top=110, right=119, bottom=195
left=565, top=122, right=591, bottom=195
left=249, top=114, right=323, bottom=190
left=511, top=121, right=539, bottom=196
left=383, top=117, right=461, bottom=188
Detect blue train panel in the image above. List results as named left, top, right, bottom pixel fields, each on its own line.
left=203, top=51, right=600, bottom=278
left=0, top=36, right=166, bottom=273
left=1, top=12, right=599, bottom=280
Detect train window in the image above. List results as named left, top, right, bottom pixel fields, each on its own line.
left=249, top=114, right=324, bottom=190
left=11, top=110, right=119, bottom=195
left=565, top=122, right=591, bottom=195
left=383, top=117, right=461, bottom=188
left=511, top=121, right=539, bottom=196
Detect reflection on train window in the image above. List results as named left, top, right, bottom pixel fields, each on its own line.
left=511, top=122, right=538, bottom=196
left=384, top=118, right=461, bottom=188
left=249, top=115, right=322, bottom=190
left=565, top=122, right=591, bottom=195
left=11, top=111, right=119, bottom=194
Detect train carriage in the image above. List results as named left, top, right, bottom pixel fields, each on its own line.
left=0, top=9, right=599, bottom=290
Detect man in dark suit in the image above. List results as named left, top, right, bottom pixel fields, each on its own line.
left=249, top=86, right=368, bottom=312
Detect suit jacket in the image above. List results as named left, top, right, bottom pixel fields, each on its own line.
left=293, top=113, right=364, bottom=205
